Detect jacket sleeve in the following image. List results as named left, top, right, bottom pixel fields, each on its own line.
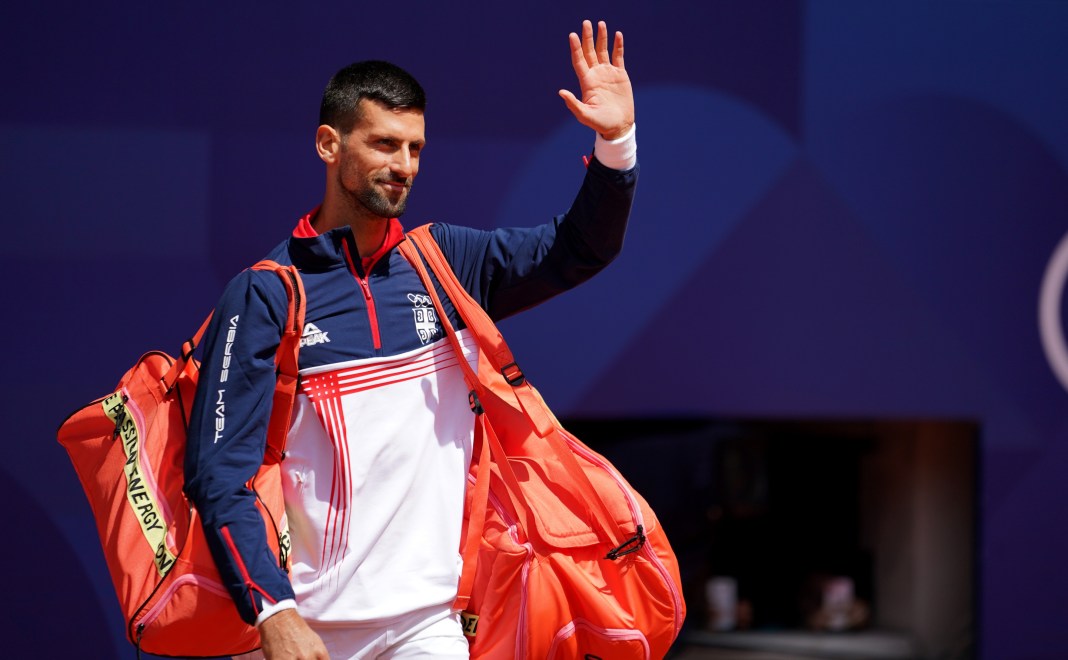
left=430, top=155, right=637, bottom=321
left=183, top=269, right=295, bottom=625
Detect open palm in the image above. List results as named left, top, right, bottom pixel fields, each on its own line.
left=559, top=20, right=635, bottom=140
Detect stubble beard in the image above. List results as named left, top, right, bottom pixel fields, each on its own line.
left=347, top=174, right=411, bottom=220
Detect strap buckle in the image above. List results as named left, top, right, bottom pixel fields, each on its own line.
left=501, top=362, right=525, bottom=386
left=181, top=337, right=197, bottom=361
left=468, top=390, right=484, bottom=415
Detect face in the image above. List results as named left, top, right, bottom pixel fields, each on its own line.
left=334, top=99, right=425, bottom=219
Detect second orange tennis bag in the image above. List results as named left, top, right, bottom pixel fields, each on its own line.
left=401, top=227, right=686, bottom=660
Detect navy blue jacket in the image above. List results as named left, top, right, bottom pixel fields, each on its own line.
left=184, top=157, right=637, bottom=624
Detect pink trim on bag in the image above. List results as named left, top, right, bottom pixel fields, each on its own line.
left=464, top=437, right=683, bottom=653
left=483, top=486, right=534, bottom=658
left=468, top=474, right=534, bottom=658
left=467, top=473, right=522, bottom=545
left=121, top=387, right=177, bottom=552
left=562, top=431, right=643, bottom=526
left=515, top=540, right=533, bottom=657
left=134, top=573, right=232, bottom=630
left=546, top=618, right=651, bottom=659
left=562, top=431, right=685, bottom=636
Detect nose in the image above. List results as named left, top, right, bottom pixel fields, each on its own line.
left=390, top=147, right=418, bottom=180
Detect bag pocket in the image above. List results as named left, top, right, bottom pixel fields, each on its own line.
left=546, top=619, right=650, bottom=659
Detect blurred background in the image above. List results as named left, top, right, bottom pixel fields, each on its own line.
left=3, top=1, right=1067, bottom=658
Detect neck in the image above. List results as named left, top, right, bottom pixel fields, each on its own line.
left=315, top=186, right=389, bottom=258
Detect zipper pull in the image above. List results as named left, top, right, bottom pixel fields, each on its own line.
left=135, top=622, right=146, bottom=659
left=605, top=524, right=646, bottom=560
left=111, top=393, right=130, bottom=441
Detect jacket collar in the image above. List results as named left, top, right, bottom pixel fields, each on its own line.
left=288, top=206, right=407, bottom=274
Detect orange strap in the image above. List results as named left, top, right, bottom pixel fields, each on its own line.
left=162, top=313, right=213, bottom=392
left=162, top=260, right=306, bottom=465
left=453, top=418, right=491, bottom=610
left=399, top=228, right=628, bottom=576
left=397, top=238, right=489, bottom=609
left=405, top=226, right=556, bottom=438
left=252, top=260, right=307, bottom=465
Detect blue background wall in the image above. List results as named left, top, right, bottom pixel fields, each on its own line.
left=3, top=2, right=1067, bottom=657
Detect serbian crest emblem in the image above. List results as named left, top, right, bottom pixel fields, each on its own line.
left=408, top=293, right=441, bottom=345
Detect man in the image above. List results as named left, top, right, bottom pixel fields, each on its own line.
left=184, top=19, right=637, bottom=659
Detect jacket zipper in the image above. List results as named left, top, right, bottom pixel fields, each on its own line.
left=341, top=241, right=383, bottom=350
left=357, top=277, right=382, bottom=349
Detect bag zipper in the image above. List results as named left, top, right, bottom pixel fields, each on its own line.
left=546, top=618, right=651, bottom=659
left=134, top=572, right=232, bottom=631
left=563, top=432, right=685, bottom=637
left=466, top=473, right=533, bottom=657
left=465, top=436, right=684, bottom=649
left=119, top=387, right=178, bottom=551
left=55, top=351, right=175, bottom=431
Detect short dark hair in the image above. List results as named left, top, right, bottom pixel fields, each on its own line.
left=319, top=60, right=426, bottom=133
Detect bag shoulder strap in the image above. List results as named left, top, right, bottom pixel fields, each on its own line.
left=402, top=225, right=556, bottom=437
left=396, top=231, right=489, bottom=611
left=399, top=226, right=630, bottom=551
left=250, top=260, right=306, bottom=464
left=161, top=260, right=306, bottom=465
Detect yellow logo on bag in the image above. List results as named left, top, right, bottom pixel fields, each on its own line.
left=279, top=526, right=291, bottom=568
left=103, top=392, right=178, bottom=577
left=460, top=611, right=479, bottom=638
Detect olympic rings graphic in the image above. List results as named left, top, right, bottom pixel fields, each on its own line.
left=1039, top=230, right=1068, bottom=395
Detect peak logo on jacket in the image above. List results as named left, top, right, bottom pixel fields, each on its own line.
left=214, top=315, right=239, bottom=444
left=408, top=293, right=441, bottom=345
left=301, top=322, right=331, bottom=347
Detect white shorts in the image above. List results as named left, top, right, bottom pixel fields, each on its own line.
left=234, top=605, right=469, bottom=660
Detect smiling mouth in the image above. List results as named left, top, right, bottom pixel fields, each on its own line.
left=379, top=180, right=409, bottom=195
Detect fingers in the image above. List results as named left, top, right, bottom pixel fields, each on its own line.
left=572, top=20, right=623, bottom=69
left=581, top=20, right=597, bottom=68
left=558, top=89, right=592, bottom=125
left=568, top=30, right=588, bottom=76
left=558, top=89, right=581, bottom=113
left=596, top=21, right=610, bottom=64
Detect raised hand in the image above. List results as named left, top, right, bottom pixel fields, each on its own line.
left=558, top=20, right=635, bottom=141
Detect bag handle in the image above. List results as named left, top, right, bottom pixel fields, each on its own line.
left=399, top=229, right=629, bottom=549
left=396, top=238, right=490, bottom=610
left=412, top=230, right=556, bottom=440
left=253, top=260, right=306, bottom=464
left=162, top=260, right=306, bottom=465
left=162, top=314, right=213, bottom=393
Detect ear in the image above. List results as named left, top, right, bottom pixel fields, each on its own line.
left=316, top=125, right=341, bottom=165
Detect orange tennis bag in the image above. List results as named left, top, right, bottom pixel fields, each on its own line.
left=401, top=227, right=686, bottom=659
left=56, top=261, right=305, bottom=657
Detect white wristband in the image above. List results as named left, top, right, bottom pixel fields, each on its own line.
left=255, top=598, right=299, bottom=626
left=593, top=124, right=637, bottom=171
